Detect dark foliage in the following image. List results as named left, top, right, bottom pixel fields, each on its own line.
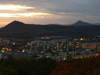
left=50, top=54, right=100, bottom=75
left=0, top=57, right=58, bottom=75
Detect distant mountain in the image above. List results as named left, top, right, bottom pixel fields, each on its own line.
left=0, top=20, right=100, bottom=38
left=1, top=20, right=28, bottom=31
left=93, top=23, right=100, bottom=25
left=72, top=20, right=94, bottom=26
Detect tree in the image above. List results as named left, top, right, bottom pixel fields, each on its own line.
left=50, top=54, right=100, bottom=75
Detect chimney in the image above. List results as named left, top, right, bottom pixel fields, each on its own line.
left=57, top=42, right=59, bottom=51
left=43, top=41, right=46, bottom=52
left=67, top=43, right=69, bottom=54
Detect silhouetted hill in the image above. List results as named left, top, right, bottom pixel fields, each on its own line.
left=72, top=20, right=94, bottom=26
left=1, top=20, right=28, bottom=31
left=93, top=23, right=100, bottom=25
left=0, top=20, right=100, bottom=38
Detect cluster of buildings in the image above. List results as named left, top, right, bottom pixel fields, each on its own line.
left=0, top=36, right=100, bottom=61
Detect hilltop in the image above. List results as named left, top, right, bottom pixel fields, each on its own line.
left=72, top=20, right=93, bottom=26
left=0, top=20, right=99, bottom=38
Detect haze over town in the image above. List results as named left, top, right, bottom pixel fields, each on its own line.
left=0, top=0, right=100, bottom=27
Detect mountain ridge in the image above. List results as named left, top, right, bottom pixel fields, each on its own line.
left=0, top=20, right=100, bottom=38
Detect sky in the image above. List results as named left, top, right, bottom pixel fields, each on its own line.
left=0, top=0, right=100, bottom=27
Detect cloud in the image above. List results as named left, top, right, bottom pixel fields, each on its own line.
left=0, top=0, right=100, bottom=26
left=0, top=5, right=34, bottom=11
left=0, top=4, right=52, bottom=18
left=0, top=0, right=100, bottom=16
left=0, top=12, right=52, bottom=17
left=58, top=12, right=66, bottom=15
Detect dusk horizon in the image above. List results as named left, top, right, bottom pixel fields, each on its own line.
left=0, top=20, right=99, bottom=28
left=0, top=0, right=100, bottom=27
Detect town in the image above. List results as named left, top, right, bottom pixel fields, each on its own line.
left=0, top=35, right=100, bottom=61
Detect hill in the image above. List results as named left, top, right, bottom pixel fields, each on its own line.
left=93, top=23, right=100, bottom=25
left=72, top=20, right=93, bottom=26
left=0, top=20, right=100, bottom=38
left=1, top=21, right=28, bottom=31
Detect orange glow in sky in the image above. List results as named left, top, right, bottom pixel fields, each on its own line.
left=0, top=22, right=10, bottom=27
